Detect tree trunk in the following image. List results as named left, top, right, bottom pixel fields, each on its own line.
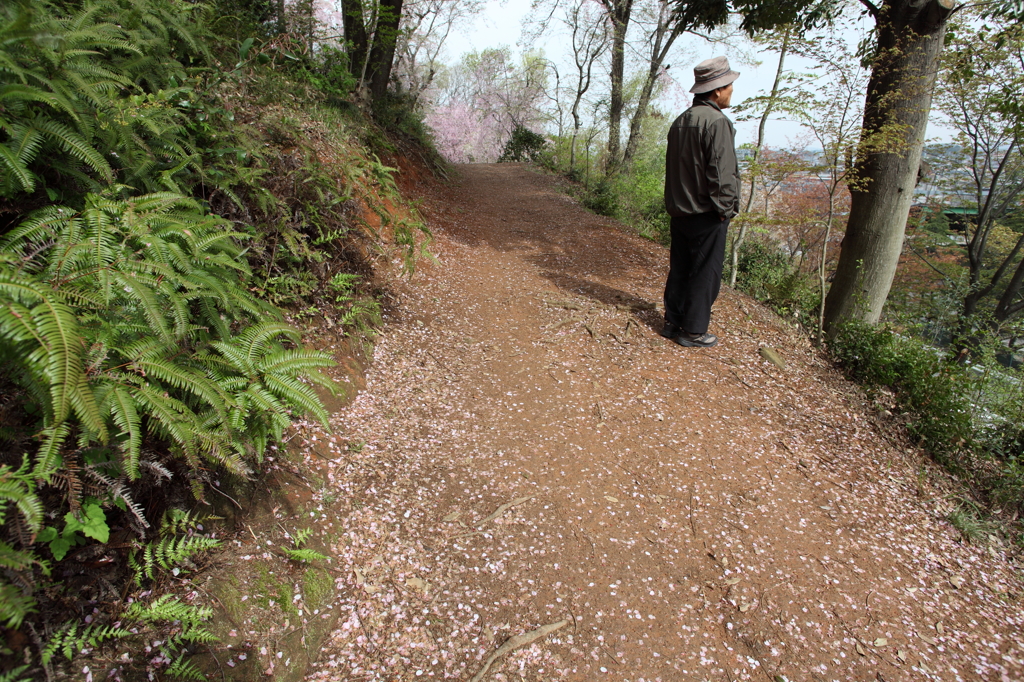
left=822, top=0, right=955, bottom=333
left=620, top=7, right=684, bottom=169
left=819, top=192, right=837, bottom=335
left=601, top=0, right=633, bottom=173
left=994, top=252, right=1024, bottom=324
left=342, top=0, right=369, bottom=83
left=276, top=0, right=287, bottom=34
left=730, top=29, right=790, bottom=287
left=368, top=0, right=404, bottom=101
left=568, top=6, right=606, bottom=175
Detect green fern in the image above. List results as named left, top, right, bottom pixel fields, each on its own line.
left=166, top=654, right=206, bottom=680
left=124, top=594, right=214, bottom=632
left=0, top=0, right=215, bottom=200
left=40, top=594, right=214, bottom=676
left=0, top=583, right=37, bottom=630
left=123, top=593, right=218, bottom=676
left=0, top=457, right=43, bottom=533
left=0, top=458, right=45, bottom=628
left=130, top=534, right=222, bottom=583
left=128, top=508, right=221, bottom=583
left=292, top=527, right=314, bottom=546
left=2, top=192, right=335, bottom=483
left=40, top=621, right=128, bottom=665
left=283, top=547, right=329, bottom=563
left=0, top=665, right=33, bottom=682
left=0, top=257, right=103, bottom=441
left=282, top=527, right=328, bottom=563
left=0, top=187, right=336, bottom=632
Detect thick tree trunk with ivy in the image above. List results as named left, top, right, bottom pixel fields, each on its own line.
left=822, top=0, right=955, bottom=333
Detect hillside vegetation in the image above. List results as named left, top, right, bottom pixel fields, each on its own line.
left=0, top=0, right=434, bottom=677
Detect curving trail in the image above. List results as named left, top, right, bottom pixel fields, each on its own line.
left=303, top=164, right=1022, bottom=681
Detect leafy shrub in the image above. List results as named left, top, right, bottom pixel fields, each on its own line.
left=498, top=125, right=548, bottom=163
left=610, top=166, right=670, bottom=243
left=991, top=456, right=1024, bottom=515
left=986, top=422, right=1024, bottom=461
left=371, top=90, right=439, bottom=157
left=300, top=46, right=358, bottom=100
left=922, top=208, right=950, bottom=235
left=731, top=239, right=790, bottom=299
left=828, top=320, right=973, bottom=458
left=582, top=179, right=619, bottom=217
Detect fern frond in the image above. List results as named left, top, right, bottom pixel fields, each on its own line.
left=34, top=117, right=113, bottom=181
left=124, top=594, right=213, bottom=625
left=165, top=654, right=205, bottom=681
left=0, top=664, right=33, bottom=682
left=0, top=204, right=76, bottom=248
left=239, top=322, right=301, bottom=364
left=292, top=527, right=313, bottom=547
left=107, top=386, right=142, bottom=479
left=264, top=374, right=329, bottom=426
left=132, top=384, right=194, bottom=447
left=113, top=482, right=149, bottom=530
left=110, top=271, right=173, bottom=342
left=209, top=340, right=253, bottom=375
left=0, top=457, right=43, bottom=531
left=0, top=141, right=35, bottom=192
left=0, top=269, right=99, bottom=431
left=155, top=535, right=219, bottom=578
left=0, top=582, right=36, bottom=630
left=0, top=540, right=36, bottom=571
left=175, top=620, right=219, bottom=645
left=32, top=423, right=71, bottom=480
left=240, top=383, right=288, bottom=418
left=139, top=457, right=172, bottom=482
left=132, top=356, right=228, bottom=413
left=41, top=621, right=128, bottom=665
left=283, top=547, right=328, bottom=563
left=256, top=348, right=336, bottom=375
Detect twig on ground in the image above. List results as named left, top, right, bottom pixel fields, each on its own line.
left=688, top=491, right=698, bottom=537
left=468, top=620, right=568, bottom=682
left=476, top=496, right=534, bottom=527
left=209, top=484, right=243, bottom=509
left=730, top=370, right=755, bottom=389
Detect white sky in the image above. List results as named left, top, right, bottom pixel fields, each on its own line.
left=440, top=0, right=954, bottom=149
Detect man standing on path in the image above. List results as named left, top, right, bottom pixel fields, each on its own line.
left=661, top=56, right=741, bottom=348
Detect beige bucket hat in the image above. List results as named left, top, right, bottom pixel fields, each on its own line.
left=689, top=56, right=740, bottom=94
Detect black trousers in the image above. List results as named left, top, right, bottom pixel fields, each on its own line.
left=663, top=212, right=729, bottom=334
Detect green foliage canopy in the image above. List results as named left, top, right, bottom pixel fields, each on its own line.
left=672, top=0, right=840, bottom=35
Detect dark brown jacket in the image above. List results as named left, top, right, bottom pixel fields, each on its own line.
left=664, top=99, right=740, bottom=219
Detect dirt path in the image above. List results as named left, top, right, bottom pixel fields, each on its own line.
left=301, top=164, right=1022, bottom=681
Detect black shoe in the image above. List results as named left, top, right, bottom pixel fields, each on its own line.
left=659, top=322, right=681, bottom=339
left=675, top=332, right=718, bottom=348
